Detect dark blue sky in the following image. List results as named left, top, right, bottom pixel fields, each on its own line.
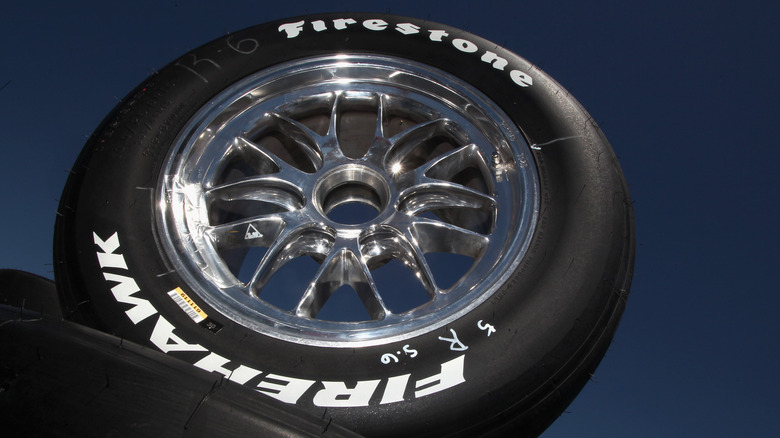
left=2, top=1, right=778, bottom=436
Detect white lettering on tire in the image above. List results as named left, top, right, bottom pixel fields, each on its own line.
left=510, top=70, right=534, bottom=87
left=395, top=23, right=421, bottom=35
left=415, top=355, right=467, bottom=397
left=452, top=38, right=479, bottom=53
left=428, top=29, right=449, bottom=42
left=94, top=232, right=156, bottom=324
left=363, top=19, right=388, bottom=31
left=314, top=380, right=382, bottom=407
left=150, top=315, right=208, bottom=353
left=193, top=352, right=263, bottom=385
left=481, top=51, right=509, bottom=70
left=275, top=18, right=534, bottom=89
left=278, top=20, right=305, bottom=38
left=257, top=374, right=317, bottom=404
left=380, top=374, right=411, bottom=404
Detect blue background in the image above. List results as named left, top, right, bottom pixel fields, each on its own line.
left=1, top=1, right=778, bottom=436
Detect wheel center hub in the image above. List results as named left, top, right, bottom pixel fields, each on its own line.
left=313, top=164, right=391, bottom=226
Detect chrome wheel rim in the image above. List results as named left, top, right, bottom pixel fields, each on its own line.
left=157, top=55, right=539, bottom=347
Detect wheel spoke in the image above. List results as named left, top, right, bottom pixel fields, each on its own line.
left=267, top=112, right=325, bottom=170
left=197, top=133, right=245, bottom=186
left=243, top=112, right=325, bottom=173
left=294, top=243, right=388, bottom=320
left=316, top=92, right=347, bottom=160
left=247, top=223, right=334, bottom=295
left=408, top=219, right=489, bottom=259
left=206, top=216, right=286, bottom=250
left=383, top=119, right=469, bottom=173
left=205, top=176, right=304, bottom=213
left=362, top=94, right=397, bottom=165
left=421, top=143, right=493, bottom=191
left=375, top=93, right=387, bottom=139
left=232, top=135, right=315, bottom=182
left=203, top=135, right=310, bottom=218
left=398, top=181, right=496, bottom=216
left=360, top=225, right=437, bottom=296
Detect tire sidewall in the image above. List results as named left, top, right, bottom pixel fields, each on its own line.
left=58, top=13, right=633, bottom=436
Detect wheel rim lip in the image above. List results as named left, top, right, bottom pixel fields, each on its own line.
left=156, top=54, right=540, bottom=347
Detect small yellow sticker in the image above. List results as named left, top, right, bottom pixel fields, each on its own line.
left=167, top=287, right=208, bottom=323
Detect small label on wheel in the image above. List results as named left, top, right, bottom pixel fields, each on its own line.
left=167, top=287, right=208, bottom=322
left=167, top=287, right=223, bottom=333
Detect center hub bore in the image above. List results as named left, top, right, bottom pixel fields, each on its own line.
left=313, top=165, right=391, bottom=225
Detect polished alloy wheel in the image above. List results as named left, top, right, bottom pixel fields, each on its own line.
left=157, top=55, right=540, bottom=346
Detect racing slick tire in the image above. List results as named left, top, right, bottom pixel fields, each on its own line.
left=54, top=13, right=634, bottom=437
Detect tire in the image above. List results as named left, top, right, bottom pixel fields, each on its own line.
left=55, top=13, right=634, bottom=437
left=0, top=269, right=62, bottom=318
left=0, top=302, right=360, bottom=437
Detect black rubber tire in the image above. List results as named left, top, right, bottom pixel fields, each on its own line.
left=0, top=303, right=360, bottom=437
left=54, top=13, right=634, bottom=437
left=0, top=269, right=62, bottom=319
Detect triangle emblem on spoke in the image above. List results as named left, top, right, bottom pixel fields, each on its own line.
left=245, top=223, right=264, bottom=240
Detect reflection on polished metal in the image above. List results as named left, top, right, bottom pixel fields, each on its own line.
left=157, top=55, right=539, bottom=347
